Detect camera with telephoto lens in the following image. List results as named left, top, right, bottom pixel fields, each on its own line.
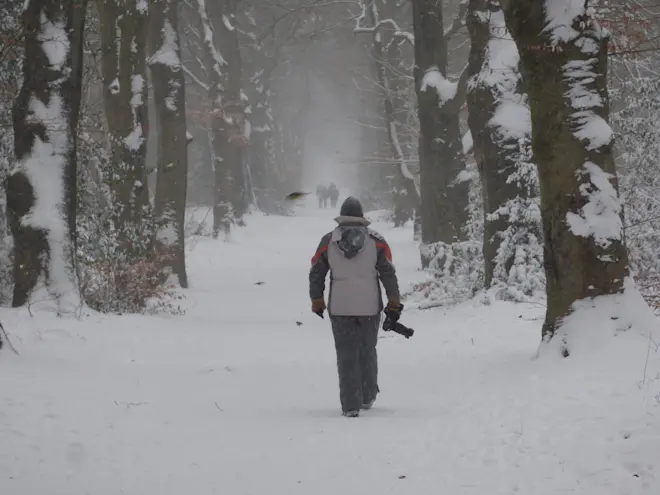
left=382, top=303, right=414, bottom=339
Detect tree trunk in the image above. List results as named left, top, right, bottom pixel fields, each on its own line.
left=504, top=1, right=629, bottom=344
left=100, top=0, right=150, bottom=252
left=412, top=0, right=470, bottom=251
left=359, top=0, right=420, bottom=223
left=191, top=0, right=231, bottom=235
left=382, top=1, right=417, bottom=227
left=147, top=0, right=189, bottom=288
left=356, top=74, right=389, bottom=209
left=8, top=0, right=87, bottom=307
left=466, top=0, right=542, bottom=296
left=193, top=0, right=246, bottom=236
left=240, top=5, right=279, bottom=213
left=386, top=36, right=416, bottom=228
left=209, top=0, right=247, bottom=226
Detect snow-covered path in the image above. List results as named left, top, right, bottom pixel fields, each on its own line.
left=1, top=205, right=659, bottom=494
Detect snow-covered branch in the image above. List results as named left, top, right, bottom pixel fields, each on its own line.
left=355, top=0, right=468, bottom=44
left=354, top=0, right=414, bottom=45
left=420, top=62, right=470, bottom=113
left=389, top=120, right=420, bottom=196
left=182, top=64, right=209, bottom=91
left=444, top=0, right=469, bottom=38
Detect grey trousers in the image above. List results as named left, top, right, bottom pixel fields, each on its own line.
left=330, top=315, right=380, bottom=412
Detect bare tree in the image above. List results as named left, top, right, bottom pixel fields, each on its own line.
left=7, top=0, right=87, bottom=307
left=355, top=0, right=420, bottom=225
left=148, top=0, right=189, bottom=287
left=503, top=1, right=629, bottom=347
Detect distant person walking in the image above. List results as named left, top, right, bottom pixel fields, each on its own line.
left=316, top=184, right=328, bottom=208
left=328, top=183, right=339, bottom=208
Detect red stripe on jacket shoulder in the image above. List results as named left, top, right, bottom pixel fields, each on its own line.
left=311, top=245, right=328, bottom=265
left=376, top=242, right=392, bottom=262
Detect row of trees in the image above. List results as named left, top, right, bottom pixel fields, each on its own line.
left=351, top=0, right=659, bottom=351
left=4, top=0, right=192, bottom=312
left=0, top=1, right=658, bottom=353
left=0, top=0, right=310, bottom=313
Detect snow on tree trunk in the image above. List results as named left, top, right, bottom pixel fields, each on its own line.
left=466, top=0, right=543, bottom=300
left=100, top=0, right=150, bottom=253
left=503, top=0, right=629, bottom=348
left=147, top=0, right=189, bottom=288
left=7, top=0, right=87, bottom=308
left=412, top=0, right=470, bottom=262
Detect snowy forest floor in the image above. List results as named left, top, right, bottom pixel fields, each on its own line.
left=1, top=201, right=660, bottom=494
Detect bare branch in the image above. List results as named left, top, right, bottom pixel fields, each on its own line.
left=0, top=321, right=19, bottom=356
left=444, top=0, right=469, bottom=39
left=183, top=64, right=209, bottom=91
left=354, top=0, right=414, bottom=45
left=448, top=63, right=471, bottom=114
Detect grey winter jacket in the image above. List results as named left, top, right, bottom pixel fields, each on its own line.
left=309, top=216, right=400, bottom=317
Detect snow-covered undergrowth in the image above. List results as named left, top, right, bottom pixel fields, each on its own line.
left=414, top=160, right=485, bottom=308
left=76, top=142, right=179, bottom=315
left=1, top=205, right=659, bottom=494
left=478, top=8, right=544, bottom=301
left=416, top=238, right=484, bottom=308
left=613, top=77, right=660, bottom=310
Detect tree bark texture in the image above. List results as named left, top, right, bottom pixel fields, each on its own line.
left=148, top=0, right=189, bottom=288
left=192, top=0, right=231, bottom=235
left=412, top=0, right=469, bottom=247
left=8, top=0, right=87, bottom=307
left=100, top=0, right=150, bottom=252
left=240, top=5, right=279, bottom=213
left=193, top=0, right=246, bottom=236
left=211, top=0, right=247, bottom=226
left=466, top=0, right=541, bottom=292
left=504, top=1, right=629, bottom=343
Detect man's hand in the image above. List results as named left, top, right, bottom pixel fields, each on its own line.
left=387, top=296, right=401, bottom=307
left=385, top=299, right=403, bottom=322
left=311, top=298, right=326, bottom=318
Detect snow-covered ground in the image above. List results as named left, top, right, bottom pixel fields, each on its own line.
left=1, top=201, right=659, bottom=494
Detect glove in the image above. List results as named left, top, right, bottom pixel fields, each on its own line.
left=311, top=298, right=326, bottom=318
left=385, top=299, right=403, bottom=322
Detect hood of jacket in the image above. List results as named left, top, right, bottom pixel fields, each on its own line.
left=333, top=216, right=371, bottom=259
left=334, top=215, right=371, bottom=226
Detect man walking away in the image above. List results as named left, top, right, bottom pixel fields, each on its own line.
left=309, top=197, right=402, bottom=417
